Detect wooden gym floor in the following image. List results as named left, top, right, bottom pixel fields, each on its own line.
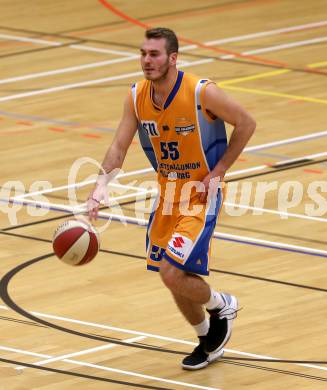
left=0, top=1, right=326, bottom=389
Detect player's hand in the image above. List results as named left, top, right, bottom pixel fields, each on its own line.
left=87, top=193, right=100, bottom=221
left=199, top=169, right=225, bottom=203
left=87, top=170, right=120, bottom=221
left=87, top=184, right=107, bottom=221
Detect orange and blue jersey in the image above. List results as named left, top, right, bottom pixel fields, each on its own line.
left=130, top=71, right=226, bottom=275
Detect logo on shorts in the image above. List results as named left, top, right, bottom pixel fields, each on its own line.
left=167, top=234, right=193, bottom=260
left=173, top=236, right=185, bottom=248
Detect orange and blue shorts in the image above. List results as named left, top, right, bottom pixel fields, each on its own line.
left=146, top=190, right=223, bottom=276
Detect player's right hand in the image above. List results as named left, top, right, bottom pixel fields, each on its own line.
left=87, top=184, right=107, bottom=221
left=87, top=170, right=118, bottom=221
left=87, top=194, right=100, bottom=222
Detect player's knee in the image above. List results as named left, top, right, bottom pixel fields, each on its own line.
left=159, top=260, right=182, bottom=292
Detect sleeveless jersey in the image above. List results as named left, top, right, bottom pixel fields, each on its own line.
left=131, top=71, right=227, bottom=203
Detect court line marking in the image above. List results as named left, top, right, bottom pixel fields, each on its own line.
left=308, top=60, right=327, bottom=68
left=273, top=151, right=327, bottom=165
left=218, top=60, right=327, bottom=103
left=0, top=306, right=326, bottom=373
left=221, top=84, right=327, bottom=105
left=0, top=71, right=143, bottom=102
left=0, top=58, right=214, bottom=102
left=223, top=349, right=327, bottom=372
left=222, top=203, right=327, bottom=223
left=219, top=59, right=326, bottom=86
left=219, top=69, right=291, bottom=86
left=231, top=150, right=327, bottom=169
left=0, top=109, right=115, bottom=132
left=108, top=182, right=150, bottom=193
left=204, top=21, right=327, bottom=46
left=69, top=44, right=137, bottom=56
left=12, top=183, right=156, bottom=200
left=0, top=56, right=189, bottom=85
left=0, top=33, right=138, bottom=57
left=0, top=305, right=195, bottom=345
left=0, top=345, right=220, bottom=390
left=0, top=55, right=139, bottom=85
left=0, top=33, right=61, bottom=46
left=15, top=335, right=145, bottom=370
left=244, top=130, right=327, bottom=152
left=219, top=36, right=327, bottom=59
left=218, top=59, right=327, bottom=103
left=213, top=232, right=327, bottom=256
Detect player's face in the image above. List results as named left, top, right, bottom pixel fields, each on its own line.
left=140, top=38, right=173, bottom=81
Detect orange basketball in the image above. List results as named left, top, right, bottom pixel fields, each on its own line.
left=52, top=219, right=100, bottom=266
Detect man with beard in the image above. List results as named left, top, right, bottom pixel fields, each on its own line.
left=88, top=27, right=256, bottom=370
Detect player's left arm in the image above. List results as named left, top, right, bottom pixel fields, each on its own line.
left=200, top=82, right=256, bottom=201
left=204, top=82, right=256, bottom=176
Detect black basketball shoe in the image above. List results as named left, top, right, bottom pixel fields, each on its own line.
left=182, top=336, right=224, bottom=370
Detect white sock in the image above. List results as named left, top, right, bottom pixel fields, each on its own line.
left=193, top=318, right=209, bottom=337
left=205, top=288, right=225, bottom=310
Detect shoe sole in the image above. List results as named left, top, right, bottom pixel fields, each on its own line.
left=182, top=349, right=224, bottom=370
left=205, top=294, right=238, bottom=354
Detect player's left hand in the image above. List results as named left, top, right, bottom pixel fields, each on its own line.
left=199, top=169, right=225, bottom=203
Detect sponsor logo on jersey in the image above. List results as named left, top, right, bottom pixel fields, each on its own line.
left=175, top=117, right=195, bottom=136
left=175, top=124, right=195, bottom=135
left=162, top=125, right=170, bottom=131
left=167, top=234, right=193, bottom=260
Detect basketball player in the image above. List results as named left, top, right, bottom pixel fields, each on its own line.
left=87, top=28, right=256, bottom=370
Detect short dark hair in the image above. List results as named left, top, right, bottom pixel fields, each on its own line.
left=145, top=27, right=179, bottom=55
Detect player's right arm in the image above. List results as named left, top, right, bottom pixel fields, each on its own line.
left=88, top=93, right=138, bottom=220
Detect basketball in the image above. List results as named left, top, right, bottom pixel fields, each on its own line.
left=52, top=219, right=100, bottom=266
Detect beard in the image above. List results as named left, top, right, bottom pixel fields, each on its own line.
left=143, top=57, right=170, bottom=82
